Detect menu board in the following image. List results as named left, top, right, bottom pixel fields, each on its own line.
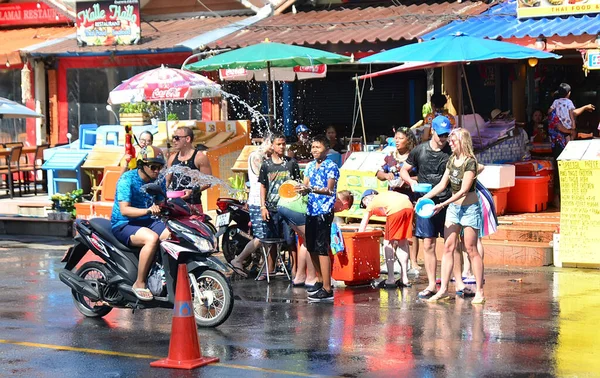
left=517, top=0, right=600, bottom=19
left=336, top=169, right=389, bottom=220
left=76, top=0, right=141, bottom=46
left=557, top=140, right=600, bottom=267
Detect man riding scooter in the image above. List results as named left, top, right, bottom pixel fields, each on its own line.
left=111, top=145, right=168, bottom=301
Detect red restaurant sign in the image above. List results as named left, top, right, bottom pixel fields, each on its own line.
left=0, top=2, right=71, bottom=27
left=76, top=0, right=141, bottom=46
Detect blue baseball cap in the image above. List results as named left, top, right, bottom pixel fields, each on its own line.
left=431, top=115, right=452, bottom=136
left=296, top=124, right=309, bottom=134
left=360, top=189, right=379, bottom=208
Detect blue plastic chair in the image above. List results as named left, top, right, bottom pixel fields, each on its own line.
left=97, top=125, right=124, bottom=146
left=79, top=124, right=98, bottom=149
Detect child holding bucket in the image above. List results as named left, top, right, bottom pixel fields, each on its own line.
left=358, top=190, right=414, bottom=289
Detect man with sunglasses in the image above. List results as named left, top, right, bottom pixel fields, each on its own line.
left=400, top=115, right=452, bottom=299
left=166, top=126, right=212, bottom=214
left=111, top=146, right=168, bottom=301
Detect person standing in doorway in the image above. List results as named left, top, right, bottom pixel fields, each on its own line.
left=166, top=127, right=212, bottom=214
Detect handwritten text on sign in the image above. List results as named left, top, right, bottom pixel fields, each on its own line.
left=558, top=160, right=600, bottom=267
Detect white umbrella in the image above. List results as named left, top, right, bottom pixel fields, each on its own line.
left=0, top=97, right=43, bottom=118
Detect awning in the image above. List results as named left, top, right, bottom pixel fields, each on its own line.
left=422, top=0, right=600, bottom=41
left=28, top=16, right=245, bottom=57
left=0, top=26, right=74, bottom=66
left=209, top=1, right=493, bottom=49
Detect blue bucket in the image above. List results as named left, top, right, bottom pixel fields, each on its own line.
left=412, top=183, right=432, bottom=193
left=415, top=198, right=435, bottom=219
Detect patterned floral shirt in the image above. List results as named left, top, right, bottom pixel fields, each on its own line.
left=305, top=159, right=340, bottom=216
left=550, top=98, right=575, bottom=130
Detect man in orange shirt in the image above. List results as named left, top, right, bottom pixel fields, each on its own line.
left=358, top=189, right=414, bottom=288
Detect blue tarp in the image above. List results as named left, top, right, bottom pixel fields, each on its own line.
left=422, top=0, right=600, bottom=40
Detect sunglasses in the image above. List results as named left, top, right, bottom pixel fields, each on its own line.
left=172, top=135, right=190, bottom=141
left=147, top=164, right=163, bottom=171
left=437, top=133, right=450, bottom=138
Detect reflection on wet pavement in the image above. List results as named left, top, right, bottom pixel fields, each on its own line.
left=0, top=248, right=599, bottom=377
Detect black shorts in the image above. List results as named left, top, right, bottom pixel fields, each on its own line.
left=305, top=212, right=334, bottom=256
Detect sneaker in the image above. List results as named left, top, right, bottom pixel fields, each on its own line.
left=308, top=287, right=334, bottom=302
left=306, top=282, right=323, bottom=295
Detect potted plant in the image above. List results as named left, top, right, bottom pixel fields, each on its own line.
left=50, top=189, right=84, bottom=220
left=119, top=102, right=160, bottom=126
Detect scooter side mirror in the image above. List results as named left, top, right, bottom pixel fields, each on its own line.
left=144, top=183, right=165, bottom=198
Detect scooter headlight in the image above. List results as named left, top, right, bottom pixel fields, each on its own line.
left=183, top=232, right=213, bottom=252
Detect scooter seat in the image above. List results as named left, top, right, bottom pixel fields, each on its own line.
left=89, top=218, right=139, bottom=253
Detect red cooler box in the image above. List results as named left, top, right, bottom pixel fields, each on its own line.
left=512, top=160, right=554, bottom=202
left=332, top=230, right=382, bottom=285
left=506, top=176, right=550, bottom=213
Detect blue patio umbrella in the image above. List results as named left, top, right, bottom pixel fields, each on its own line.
left=360, top=32, right=560, bottom=64
left=359, top=33, right=560, bottom=143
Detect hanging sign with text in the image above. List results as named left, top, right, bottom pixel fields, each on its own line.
left=0, top=2, right=71, bottom=27
left=517, top=0, right=600, bottom=19
left=76, top=0, right=141, bottom=46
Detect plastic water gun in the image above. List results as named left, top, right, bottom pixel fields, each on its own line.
left=124, top=124, right=137, bottom=170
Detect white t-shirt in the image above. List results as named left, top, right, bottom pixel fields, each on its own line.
left=551, top=98, right=575, bottom=130
left=247, top=151, right=263, bottom=206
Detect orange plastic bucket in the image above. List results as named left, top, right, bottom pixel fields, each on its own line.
left=278, top=180, right=300, bottom=200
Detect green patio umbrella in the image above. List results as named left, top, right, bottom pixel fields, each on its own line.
left=184, top=39, right=352, bottom=127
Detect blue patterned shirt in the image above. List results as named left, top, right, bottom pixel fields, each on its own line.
left=111, top=169, right=166, bottom=230
left=305, top=159, right=340, bottom=216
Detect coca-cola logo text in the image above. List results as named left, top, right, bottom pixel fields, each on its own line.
left=147, top=87, right=184, bottom=99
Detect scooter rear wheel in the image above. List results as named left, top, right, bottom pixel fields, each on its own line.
left=190, top=270, right=233, bottom=328
left=72, top=262, right=113, bottom=318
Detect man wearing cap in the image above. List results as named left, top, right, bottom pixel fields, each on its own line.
left=358, top=189, right=414, bottom=288
left=288, top=124, right=313, bottom=161
left=400, top=115, right=452, bottom=299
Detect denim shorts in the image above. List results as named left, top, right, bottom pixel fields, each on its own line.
left=277, top=206, right=306, bottom=226
left=446, top=202, right=482, bottom=230
left=248, top=205, right=267, bottom=240
left=415, top=206, right=447, bottom=239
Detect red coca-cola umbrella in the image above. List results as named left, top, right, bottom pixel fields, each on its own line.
left=108, top=65, right=220, bottom=105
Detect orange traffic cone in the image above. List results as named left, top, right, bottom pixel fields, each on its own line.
left=150, top=264, right=219, bottom=369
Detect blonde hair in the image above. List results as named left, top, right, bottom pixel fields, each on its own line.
left=450, top=128, right=476, bottom=161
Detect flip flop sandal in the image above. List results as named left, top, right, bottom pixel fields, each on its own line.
left=395, top=280, right=412, bottom=288
left=417, top=289, right=436, bottom=298
left=426, top=294, right=452, bottom=303
left=375, top=280, right=398, bottom=289
left=227, top=263, right=248, bottom=278
left=456, top=287, right=476, bottom=297
left=292, top=281, right=305, bottom=287
left=257, top=272, right=276, bottom=281
left=133, top=287, right=153, bottom=301
left=472, top=297, right=486, bottom=305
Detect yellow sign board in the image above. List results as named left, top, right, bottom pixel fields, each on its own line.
left=336, top=169, right=388, bottom=220
left=517, top=0, right=600, bottom=19
left=558, top=158, right=600, bottom=267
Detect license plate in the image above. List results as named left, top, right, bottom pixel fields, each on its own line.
left=216, top=213, right=230, bottom=227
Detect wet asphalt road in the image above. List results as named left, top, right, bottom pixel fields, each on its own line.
left=1, top=240, right=599, bottom=377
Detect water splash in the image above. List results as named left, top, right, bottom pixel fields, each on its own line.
left=163, top=165, right=242, bottom=196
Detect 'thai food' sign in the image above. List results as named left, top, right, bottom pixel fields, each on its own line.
left=517, top=0, right=600, bottom=19
left=76, top=0, right=141, bottom=46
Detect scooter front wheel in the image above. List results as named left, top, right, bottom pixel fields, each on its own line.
left=189, top=269, right=233, bottom=328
